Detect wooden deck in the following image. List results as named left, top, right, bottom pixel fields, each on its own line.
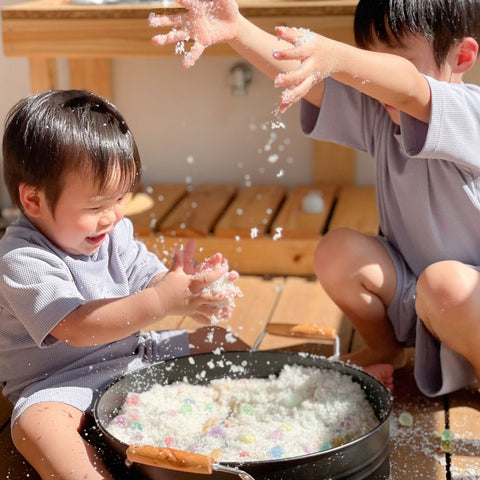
left=2, top=275, right=480, bottom=479
left=1, top=184, right=480, bottom=478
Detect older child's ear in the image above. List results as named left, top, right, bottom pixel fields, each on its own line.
left=452, top=37, right=479, bottom=74
left=19, top=183, right=42, bottom=217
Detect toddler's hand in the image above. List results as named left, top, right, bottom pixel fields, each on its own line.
left=149, top=0, right=240, bottom=68
left=272, top=26, right=338, bottom=112
left=155, top=244, right=242, bottom=325
left=195, top=256, right=242, bottom=325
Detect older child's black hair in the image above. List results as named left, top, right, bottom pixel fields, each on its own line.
left=354, top=0, right=480, bottom=66
left=2, top=89, right=141, bottom=214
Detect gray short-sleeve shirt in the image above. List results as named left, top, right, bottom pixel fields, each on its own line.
left=0, top=215, right=188, bottom=411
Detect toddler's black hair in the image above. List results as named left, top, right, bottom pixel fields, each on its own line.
left=3, top=89, right=141, bottom=214
left=354, top=0, right=480, bottom=66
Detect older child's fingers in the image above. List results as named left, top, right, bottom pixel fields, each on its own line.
left=275, top=25, right=305, bottom=46
left=272, top=45, right=310, bottom=63
left=278, top=84, right=311, bottom=112
left=148, top=12, right=185, bottom=28
left=151, top=29, right=190, bottom=47
left=183, top=42, right=207, bottom=68
left=274, top=58, right=318, bottom=87
left=281, top=74, right=317, bottom=101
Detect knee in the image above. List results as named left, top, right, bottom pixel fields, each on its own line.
left=416, top=260, right=475, bottom=320
left=314, top=228, right=359, bottom=281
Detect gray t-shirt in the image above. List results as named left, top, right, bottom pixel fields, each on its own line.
left=301, top=76, right=480, bottom=396
left=0, top=215, right=187, bottom=407
left=301, top=76, right=480, bottom=275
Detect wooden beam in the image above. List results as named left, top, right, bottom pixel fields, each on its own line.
left=29, top=57, right=57, bottom=92
left=313, top=140, right=356, bottom=184
left=69, top=58, right=113, bottom=99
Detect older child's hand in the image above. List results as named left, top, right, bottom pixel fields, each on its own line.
left=149, top=0, right=240, bottom=68
left=272, top=26, right=338, bottom=112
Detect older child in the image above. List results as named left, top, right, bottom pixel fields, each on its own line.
left=0, top=89, right=246, bottom=479
left=151, top=0, right=480, bottom=395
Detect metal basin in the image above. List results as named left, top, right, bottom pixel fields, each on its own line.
left=94, top=351, right=392, bottom=480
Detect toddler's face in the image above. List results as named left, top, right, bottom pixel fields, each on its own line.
left=36, top=167, right=129, bottom=256
left=369, top=33, right=453, bottom=125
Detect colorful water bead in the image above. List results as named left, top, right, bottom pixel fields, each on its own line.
left=239, top=430, right=257, bottom=444
left=210, top=448, right=223, bottom=460
left=164, top=436, right=176, bottom=448
left=319, top=441, right=332, bottom=451
left=111, top=414, right=128, bottom=428
left=440, top=429, right=455, bottom=453
left=125, top=392, right=140, bottom=406
left=179, top=403, right=193, bottom=414
left=209, top=425, right=226, bottom=439
left=270, top=445, right=284, bottom=459
left=269, top=429, right=284, bottom=441
left=398, top=411, right=414, bottom=427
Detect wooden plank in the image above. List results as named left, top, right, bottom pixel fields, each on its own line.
left=127, top=184, right=187, bottom=235
left=28, top=57, right=57, bottom=92
left=328, top=185, right=379, bottom=235
left=351, top=336, right=447, bottom=480
left=313, top=141, right=355, bottom=184
left=258, top=276, right=350, bottom=355
left=214, top=185, right=287, bottom=238
left=179, top=276, right=284, bottom=348
left=69, top=58, right=112, bottom=99
left=2, top=11, right=354, bottom=58
left=446, top=386, right=480, bottom=477
left=159, top=185, right=237, bottom=237
left=271, top=184, right=337, bottom=238
left=0, top=426, right=40, bottom=480
left=140, top=236, right=317, bottom=276
left=389, top=351, right=447, bottom=480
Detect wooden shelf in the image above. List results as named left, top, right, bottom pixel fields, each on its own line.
left=2, top=0, right=356, bottom=96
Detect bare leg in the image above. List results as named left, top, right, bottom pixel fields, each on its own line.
left=12, top=402, right=114, bottom=479
left=416, top=260, right=480, bottom=380
left=314, top=229, right=406, bottom=385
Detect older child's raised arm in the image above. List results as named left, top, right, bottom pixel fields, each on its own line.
left=273, top=26, right=433, bottom=120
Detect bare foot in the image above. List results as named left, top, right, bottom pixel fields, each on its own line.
left=363, top=363, right=394, bottom=392
left=341, top=347, right=407, bottom=370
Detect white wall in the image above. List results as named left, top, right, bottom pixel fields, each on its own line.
left=112, top=56, right=313, bottom=188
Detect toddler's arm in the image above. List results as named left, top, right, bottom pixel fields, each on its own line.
left=50, top=244, right=240, bottom=347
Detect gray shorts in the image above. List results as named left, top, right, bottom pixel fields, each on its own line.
left=11, top=330, right=189, bottom=428
left=378, top=237, right=477, bottom=397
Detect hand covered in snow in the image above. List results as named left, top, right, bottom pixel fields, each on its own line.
left=194, top=253, right=242, bottom=325
left=273, top=26, right=338, bottom=112
left=149, top=0, right=240, bottom=68
left=154, top=241, right=242, bottom=325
